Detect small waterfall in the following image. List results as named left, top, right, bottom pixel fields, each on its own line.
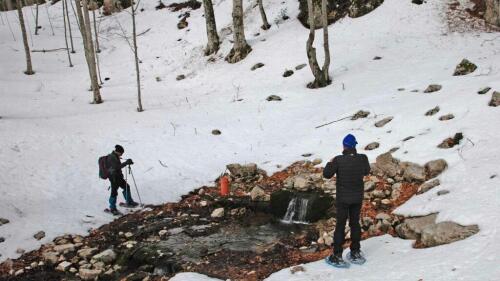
left=281, top=197, right=309, bottom=224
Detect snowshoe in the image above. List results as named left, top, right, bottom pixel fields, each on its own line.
left=104, top=208, right=123, bottom=216
left=119, top=201, right=140, bottom=208
left=346, top=250, right=366, bottom=265
left=325, top=254, right=350, bottom=268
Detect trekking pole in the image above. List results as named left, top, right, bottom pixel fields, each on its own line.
left=128, top=166, right=143, bottom=207
left=124, top=164, right=129, bottom=204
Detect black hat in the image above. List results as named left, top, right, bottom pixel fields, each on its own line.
left=115, top=145, right=124, bottom=153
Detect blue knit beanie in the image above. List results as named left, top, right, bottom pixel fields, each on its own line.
left=342, top=134, right=358, bottom=148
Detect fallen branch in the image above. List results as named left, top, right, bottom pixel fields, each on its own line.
left=159, top=160, right=168, bottom=168
left=315, top=115, right=352, bottom=129
left=32, top=48, right=68, bottom=53
left=137, top=27, right=151, bottom=37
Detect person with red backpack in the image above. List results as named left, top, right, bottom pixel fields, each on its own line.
left=101, top=145, right=138, bottom=215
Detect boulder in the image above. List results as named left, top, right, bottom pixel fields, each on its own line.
left=226, top=163, right=258, bottom=178
left=400, top=162, right=426, bottom=182
left=283, top=70, right=294, bottom=77
left=211, top=129, right=221, bottom=135
left=375, top=213, right=391, bottom=221
left=425, top=106, right=440, bottom=116
left=420, top=222, right=479, bottom=247
left=210, top=208, right=225, bottom=218
left=417, top=179, right=441, bottom=194
left=176, top=74, right=186, bottom=81
left=42, top=251, right=59, bottom=265
left=0, top=218, right=9, bottom=225
left=452, top=59, right=477, bottom=76
left=438, top=133, right=463, bottom=149
left=372, top=190, right=386, bottom=199
left=374, top=117, right=393, bottom=127
left=92, top=249, right=116, bottom=264
left=266, top=95, right=282, bottom=101
left=391, top=183, right=402, bottom=200
left=439, top=114, right=454, bottom=121
left=78, top=247, right=98, bottom=259
left=250, top=186, right=266, bottom=201
left=373, top=152, right=400, bottom=177
left=33, top=231, right=45, bottom=240
left=396, top=214, right=438, bottom=240
left=489, top=91, right=500, bottom=107
left=351, top=110, right=370, bottom=120
left=56, top=261, right=72, bottom=272
left=365, top=142, right=380, bottom=150
left=424, top=84, right=442, bottom=93
left=364, top=181, right=376, bottom=192
left=53, top=243, right=75, bottom=254
left=79, top=268, right=102, bottom=280
left=424, top=159, right=447, bottom=179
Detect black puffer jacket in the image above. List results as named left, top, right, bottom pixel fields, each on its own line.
left=323, top=148, right=370, bottom=204
left=106, top=151, right=128, bottom=180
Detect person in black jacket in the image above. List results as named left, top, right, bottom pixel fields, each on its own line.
left=106, top=145, right=138, bottom=214
left=323, top=134, right=370, bottom=267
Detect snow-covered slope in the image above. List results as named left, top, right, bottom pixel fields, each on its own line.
left=0, top=0, right=499, bottom=279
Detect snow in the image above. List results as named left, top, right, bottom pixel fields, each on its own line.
left=1, top=0, right=500, bottom=279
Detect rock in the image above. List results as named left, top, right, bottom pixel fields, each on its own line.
left=420, top=222, right=479, bottom=247
left=250, top=186, right=266, bottom=201
left=324, top=236, right=333, bottom=246
left=176, top=74, right=185, bottom=81
left=54, top=243, right=75, bottom=254
left=226, top=163, right=258, bottom=177
left=400, top=162, right=426, bottom=182
left=372, top=189, right=386, bottom=199
left=374, top=117, right=393, bottom=127
left=437, top=190, right=450, bottom=196
left=177, top=16, right=188, bottom=29
left=211, top=208, right=225, bottom=218
left=302, top=153, right=313, bottom=157
left=424, top=84, right=442, bottom=93
left=424, top=159, right=448, bottom=179
left=396, top=214, right=438, bottom=239
left=425, top=106, right=440, bottom=116
left=283, top=70, right=294, bottom=77
left=200, top=200, right=208, bottom=207
left=373, top=56, right=382, bottom=60
left=438, top=133, right=463, bottom=148
left=412, top=0, right=423, bottom=4
left=295, top=63, right=307, bottom=70
left=92, top=249, right=116, bottom=264
left=79, top=268, right=102, bottom=280
left=14, top=269, right=24, bottom=276
left=16, top=248, right=25, bottom=254
left=439, top=114, right=454, bottom=121
left=373, top=152, right=400, bottom=177
left=362, top=217, right=373, bottom=228
left=391, top=183, right=402, bottom=200
left=251, top=63, right=264, bottom=71
left=417, top=179, right=441, bottom=194
left=453, top=59, right=477, bottom=76
left=0, top=237, right=4, bottom=243
left=78, top=247, right=98, bottom=259
left=125, top=232, right=134, bottom=238
left=158, top=230, right=168, bottom=237
left=477, top=87, right=491, bottom=95
left=211, top=129, right=221, bottom=135
left=0, top=218, right=9, bottom=225
left=312, top=158, right=322, bottom=165
left=364, top=181, right=376, bottom=192
left=42, top=251, right=59, bottom=265
left=56, top=261, right=72, bottom=272
left=351, top=110, right=370, bottom=120
left=375, top=213, right=391, bottom=221
left=266, top=95, right=282, bottom=101
left=365, top=142, right=380, bottom=150
left=33, top=231, right=45, bottom=240
left=69, top=267, right=78, bottom=273
left=290, top=265, right=306, bottom=274
left=489, top=91, right=500, bottom=107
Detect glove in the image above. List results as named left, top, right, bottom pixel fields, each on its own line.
left=125, top=159, right=134, bottom=165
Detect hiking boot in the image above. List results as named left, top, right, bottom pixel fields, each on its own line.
left=108, top=208, right=122, bottom=216
left=347, top=250, right=366, bottom=265
left=325, top=254, right=349, bottom=268
left=121, top=201, right=139, bottom=208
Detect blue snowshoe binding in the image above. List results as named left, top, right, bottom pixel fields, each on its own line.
left=325, top=254, right=350, bottom=268
left=346, top=250, right=366, bottom=265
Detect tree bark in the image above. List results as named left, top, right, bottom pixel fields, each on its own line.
left=75, top=0, right=102, bottom=103
left=306, top=0, right=330, bottom=88
left=131, top=1, right=143, bottom=112
left=34, top=2, right=39, bottom=35
left=16, top=0, right=34, bottom=74
left=62, top=0, right=73, bottom=67
left=225, top=0, right=251, bottom=63
left=485, top=0, right=500, bottom=26
left=202, top=0, right=219, bottom=56
left=92, top=8, right=100, bottom=53
left=64, top=0, right=75, bottom=53
left=257, top=0, right=270, bottom=30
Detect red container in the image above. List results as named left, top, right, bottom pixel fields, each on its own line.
left=220, top=176, right=230, bottom=196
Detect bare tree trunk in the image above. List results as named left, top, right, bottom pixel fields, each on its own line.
left=34, top=1, right=39, bottom=35
left=306, top=0, right=330, bottom=88
left=92, top=8, right=100, bottom=52
left=485, top=0, right=500, bottom=26
left=64, top=0, right=75, bottom=53
left=75, top=0, right=102, bottom=103
left=202, top=0, right=219, bottom=56
left=225, top=0, right=251, bottom=63
left=16, top=0, right=34, bottom=74
left=90, top=3, right=102, bottom=84
left=62, top=0, right=73, bottom=67
left=131, top=1, right=143, bottom=112
left=257, top=0, right=270, bottom=30
left=6, top=0, right=13, bottom=10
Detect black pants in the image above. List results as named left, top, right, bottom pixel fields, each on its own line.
left=333, top=201, right=362, bottom=255
left=109, top=176, right=131, bottom=199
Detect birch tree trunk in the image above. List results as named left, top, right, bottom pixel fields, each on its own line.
left=64, top=0, right=75, bottom=53
left=257, top=0, right=270, bottom=30
left=225, top=0, right=251, bottom=63
left=16, top=0, right=34, bottom=74
left=62, top=0, right=73, bottom=67
left=34, top=1, right=39, bottom=35
left=306, top=0, right=330, bottom=88
left=202, top=0, right=219, bottom=56
left=131, top=1, right=143, bottom=112
left=75, top=0, right=102, bottom=103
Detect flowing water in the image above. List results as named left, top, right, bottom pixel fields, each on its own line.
left=281, top=197, right=309, bottom=224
